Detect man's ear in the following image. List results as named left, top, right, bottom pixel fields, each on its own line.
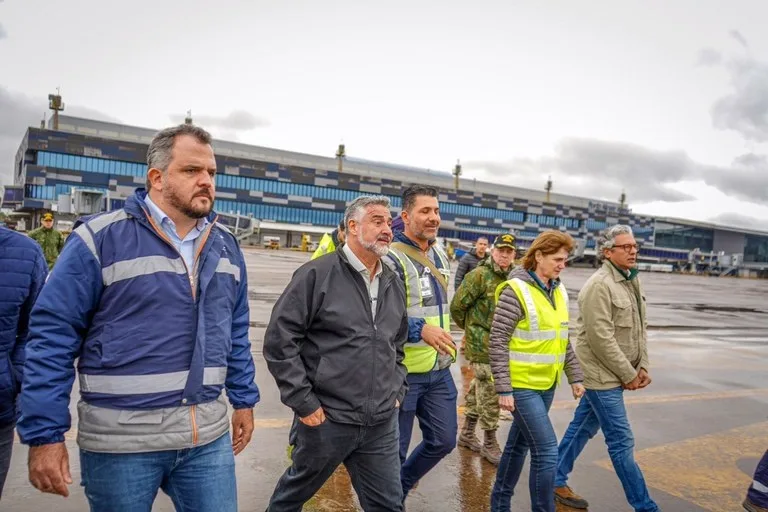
left=147, top=168, right=164, bottom=191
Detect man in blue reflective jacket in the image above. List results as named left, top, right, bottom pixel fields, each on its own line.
left=18, top=124, right=260, bottom=511
left=0, top=226, right=47, bottom=497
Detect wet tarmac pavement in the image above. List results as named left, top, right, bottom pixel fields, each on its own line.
left=4, top=249, right=767, bottom=511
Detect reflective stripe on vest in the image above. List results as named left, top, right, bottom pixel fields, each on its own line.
left=389, top=245, right=455, bottom=373
left=79, top=366, right=227, bottom=395
left=497, top=277, right=569, bottom=390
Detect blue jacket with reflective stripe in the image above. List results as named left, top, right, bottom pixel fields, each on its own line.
left=18, top=189, right=260, bottom=446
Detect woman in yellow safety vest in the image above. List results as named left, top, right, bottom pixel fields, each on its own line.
left=488, top=230, right=585, bottom=512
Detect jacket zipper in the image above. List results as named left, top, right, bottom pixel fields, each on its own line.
left=143, top=209, right=217, bottom=445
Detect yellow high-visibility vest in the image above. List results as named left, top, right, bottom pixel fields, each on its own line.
left=388, top=244, right=455, bottom=373
left=495, top=277, right=569, bottom=390
left=311, top=233, right=336, bottom=260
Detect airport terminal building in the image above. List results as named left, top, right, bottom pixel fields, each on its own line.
left=5, top=115, right=768, bottom=277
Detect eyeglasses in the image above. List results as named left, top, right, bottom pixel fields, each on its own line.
left=613, top=243, right=639, bottom=253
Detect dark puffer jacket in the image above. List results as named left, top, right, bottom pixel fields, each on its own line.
left=454, top=248, right=489, bottom=290
left=0, top=227, right=47, bottom=425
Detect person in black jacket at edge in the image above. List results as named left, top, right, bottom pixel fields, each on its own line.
left=264, top=195, right=408, bottom=512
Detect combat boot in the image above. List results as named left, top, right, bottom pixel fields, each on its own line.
left=457, top=417, right=481, bottom=452
left=744, top=498, right=768, bottom=512
left=481, top=429, right=501, bottom=465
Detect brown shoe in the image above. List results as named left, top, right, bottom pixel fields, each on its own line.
left=554, top=486, right=589, bottom=509
left=744, top=498, right=768, bottom=512
left=480, top=429, right=501, bottom=466
left=458, top=417, right=482, bottom=452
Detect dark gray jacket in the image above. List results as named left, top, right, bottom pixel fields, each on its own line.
left=264, top=249, right=409, bottom=426
left=489, top=267, right=584, bottom=394
left=455, top=249, right=489, bottom=290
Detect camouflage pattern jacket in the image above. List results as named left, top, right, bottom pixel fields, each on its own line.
left=450, top=258, right=512, bottom=364
left=28, top=227, right=64, bottom=269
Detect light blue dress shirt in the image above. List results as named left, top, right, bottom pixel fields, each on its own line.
left=144, top=194, right=209, bottom=270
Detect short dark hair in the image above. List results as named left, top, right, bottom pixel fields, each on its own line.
left=402, top=185, right=438, bottom=213
left=477, top=236, right=489, bottom=243
left=145, top=124, right=213, bottom=190
left=338, top=219, right=345, bottom=232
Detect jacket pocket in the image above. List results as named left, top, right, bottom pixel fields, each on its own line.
left=117, top=409, right=164, bottom=425
left=611, top=296, right=633, bottom=327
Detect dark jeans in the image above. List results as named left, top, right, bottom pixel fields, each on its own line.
left=80, top=432, right=236, bottom=512
left=0, top=421, right=14, bottom=499
left=491, top=385, right=557, bottom=512
left=398, top=367, right=458, bottom=497
left=748, top=450, right=768, bottom=507
left=556, top=388, right=659, bottom=512
left=268, top=412, right=403, bottom=512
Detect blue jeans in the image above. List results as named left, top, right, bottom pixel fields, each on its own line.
left=399, top=368, right=458, bottom=497
left=748, top=450, right=768, bottom=507
left=556, top=388, right=659, bottom=512
left=491, top=386, right=557, bottom=512
left=268, top=413, right=403, bottom=512
left=0, top=421, right=14, bottom=499
left=80, top=433, right=236, bottom=512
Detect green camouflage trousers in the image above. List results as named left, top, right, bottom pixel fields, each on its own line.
left=464, top=362, right=500, bottom=431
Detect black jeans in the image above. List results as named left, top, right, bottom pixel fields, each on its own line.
left=267, top=412, right=403, bottom=512
left=0, top=421, right=14, bottom=499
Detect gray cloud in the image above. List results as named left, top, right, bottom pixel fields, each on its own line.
left=467, top=138, right=768, bottom=206
left=0, top=86, right=118, bottom=185
left=709, top=212, right=765, bottom=230
left=697, top=48, right=722, bottom=67
left=466, top=138, right=698, bottom=204
left=729, top=29, right=749, bottom=49
left=170, top=110, right=269, bottom=131
left=710, top=57, right=768, bottom=142
left=0, top=24, right=6, bottom=40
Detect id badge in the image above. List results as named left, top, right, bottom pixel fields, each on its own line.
left=419, top=276, right=433, bottom=298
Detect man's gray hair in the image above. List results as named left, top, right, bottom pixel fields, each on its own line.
left=145, top=124, right=213, bottom=189
left=599, top=224, right=634, bottom=252
left=344, top=195, right=392, bottom=228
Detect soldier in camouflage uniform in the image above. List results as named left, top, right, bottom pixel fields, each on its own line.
left=450, top=233, right=517, bottom=465
left=28, top=213, right=65, bottom=270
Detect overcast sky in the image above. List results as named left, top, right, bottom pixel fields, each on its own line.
left=2, top=0, right=768, bottom=228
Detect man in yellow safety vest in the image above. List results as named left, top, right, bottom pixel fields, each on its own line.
left=383, top=185, right=457, bottom=503
left=311, top=220, right=345, bottom=260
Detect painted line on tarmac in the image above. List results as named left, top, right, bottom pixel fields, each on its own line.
left=21, top=388, right=768, bottom=443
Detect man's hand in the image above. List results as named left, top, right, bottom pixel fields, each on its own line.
left=624, top=373, right=642, bottom=391
left=498, top=395, right=515, bottom=412
left=421, top=325, right=456, bottom=356
left=29, top=442, right=72, bottom=497
left=571, top=383, right=586, bottom=400
left=300, top=407, right=326, bottom=427
left=637, top=369, right=652, bottom=389
left=231, top=408, right=254, bottom=455
left=396, top=399, right=400, bottom=408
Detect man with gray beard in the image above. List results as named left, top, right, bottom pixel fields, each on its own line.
left=264, top=195, right=409, bottom=512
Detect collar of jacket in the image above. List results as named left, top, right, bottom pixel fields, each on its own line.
left=526, top=269, right=560, bottom=294
left=336, top=245, right=394, bottom=285
left=606, top=260, right=639, bottom=282
left=126, top=188, right=219, bottom=228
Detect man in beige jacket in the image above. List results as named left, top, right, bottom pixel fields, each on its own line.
left=553, top=225, right=659, bottom=512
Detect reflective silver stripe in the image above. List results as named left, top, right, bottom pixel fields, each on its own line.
left=215, top=222, right=233, bottom=235
left=74, top=225, right=99, bottom=262
left=203, top=366, right=228, bottom=385
left=512, top=278, right=539, bottom=331
left=753, top=480, right=768, bottom=493
left=559, top=283, right=569, bottom=310
left=389, top=248, right=422, bottom=308
left=80, top=366, right=227, bottom=395
left=407, top=304, right=442, bottom=318
left=512, top=329, right=558, bottom=341
left=88, top=209, right=130, bottom=233
left=508, top=352, right=566, bottom=364
left=102, top=255, right=187, bottom=286
left=73, top=210, right=131, bottom=264
left=215, top=258, right=241, bottom=282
